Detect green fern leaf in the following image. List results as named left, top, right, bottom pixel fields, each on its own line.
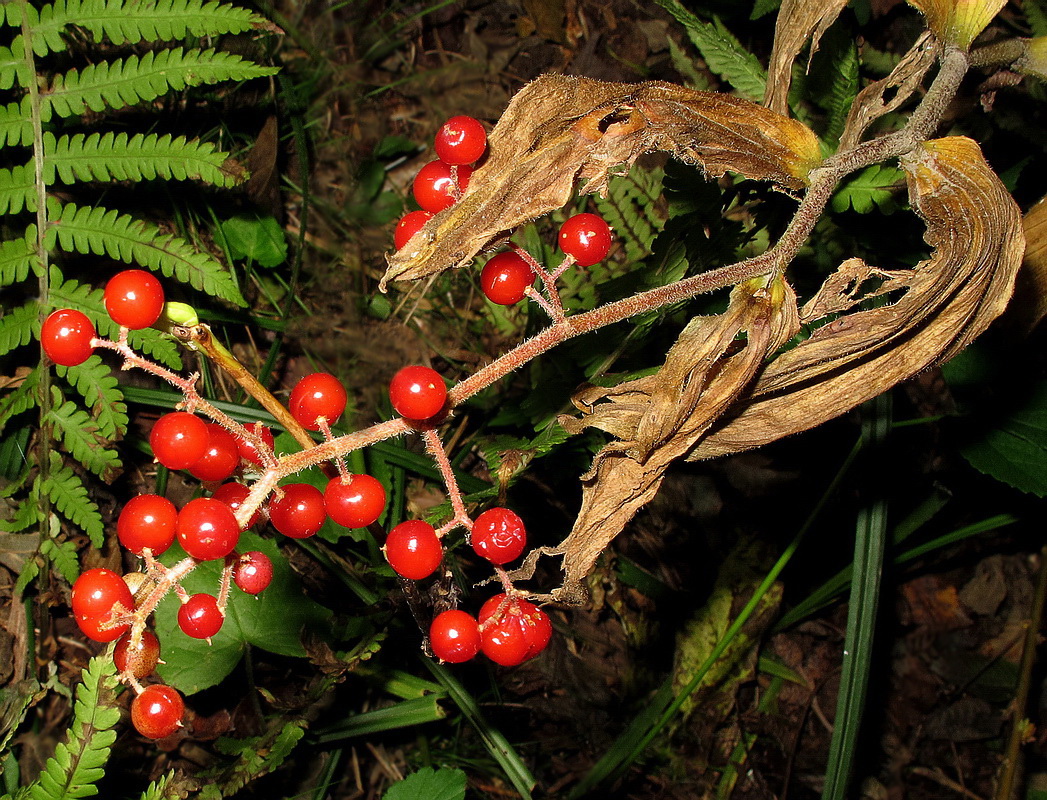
left=0, top=496, right=42, bottom=534
left=830, top=164, right=906, bottom=214
left=49, top=201, right=246, bottom=307
left=654, top=0, right=766, bottom=101
left=0, top=164, right=37, bottom=214
left=592, top=168, right=667, bottom=263
left=0, top=368, right=40, bottom=430
left=28, top=655, right=120, bottom=800
left=0, top=301, right=40, bottom=358
left=1, top=236, right=42, bottom=286
left=56, top=356, right=128, bottom=439
left=44, top=131, right=247, bottom=187
left=39, top=454, right=105, bottom=547
left=44, top=48, right=279, bottom=119
left=136, top=772, right=176, bottom=800
left=47, top=387, right=122, bottom=481
left=31, top=0, right=269, bottom=50
left=40, top=534, right=83, bottom=584
left=0, top=98, right=34, bottom=147
left=821, top=35, right=860, bottom=145
left=1, top=43, right=32, bottom=89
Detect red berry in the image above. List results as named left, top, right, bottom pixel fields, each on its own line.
left=236, top=422, right=275, bottom=467
left=471, top=507, right=526, bottom=565
left=324, top=474, right=386, bottom=528
left=176, top=498, right=240, bottom=560
left=268, top=483, right=327, bottom=539
left=117, top=494, right=178, bottom=556
left=41, top=309, right=95, bottom=366
left=103, top=269, right=164, bottom=329
left=429, top=609, right=481, bottom=663
left=389, top=365, right=447, bottom=421
left=289, top=373, right=347, bottom=432
left=480, top=252, right=534, bottom=305
left=232, top=551, right=273, bottom=595
left=72, top=568, right=133, bottom=620
left=114, top=630, right=161, bottom=678
left=479, top=594, right=552, bottom=661
left=434, top=115, right=487, bottom=165
left=384, top=520, right=442, bottom=580
left=188, top=423, right=240, bottom=483
left=177, top=593, right=224, bottom=639
left=131, top=684, right=184, bottom=739
left=210, top=482, right=260, bottom=528
left=150, top=412, right=209, bottom=470
left=76, top=611, right=130, bottom=643
left=412, top=161, right=473, bottom=213
left=558, top=213, right=612, bottom=266
left=480, top=611, right=531, bottom=667
left=394, top=210, right=434, bottom=250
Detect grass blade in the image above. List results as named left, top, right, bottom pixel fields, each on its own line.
left=313, top=696, right=446, bottom=743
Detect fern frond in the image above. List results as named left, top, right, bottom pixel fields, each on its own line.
left=44, top=48, right=279, bottom=118
left=30, top=0, right=269, bottom=52
left=0, top=164, right=37, bottom=214
left=56, top=356, right=128, bottom=439
left=0, top=368, right=40, bottom=430
left=1, top=42, right=32, bottom=89
left=40, top=534, right=83, bottom=583
left=1, top=236, right=42, bottom=286
left=0, top=98, right=34, bottom=147
left=47, top=269, right=184, bottom=368
left=48, top=201, right=245, bottom=306
left=0, top=301, right=40, bottom=358
left=0, top=495, right=42, bottom=533
left=27, top=655, right=119, bottom=800
left=137, top=772, right=176, bottom=800
left=39, top=453, right=105, bottom=547
left=592, top=168, right=667, bottom=263
left=822, top=38, right=860, bottom=145
left=47, top=387, right=122, bottom=481
left=44, top=131, right=246, bottom=187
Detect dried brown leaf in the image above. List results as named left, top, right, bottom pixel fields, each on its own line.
left=691, top=136, right=1024, bottom=460
left=1002, top=194, right=1047, bottom=333
left=764, top=0, right=849, bottom=114
left=382, top=75, right=820, bottom=289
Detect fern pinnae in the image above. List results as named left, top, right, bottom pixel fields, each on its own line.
left=0, top=163, right=37, bottom=214
left=1, top=43, right=32, bottom=89
left=1, top=237, right=40, bottom=286
left=56, top=356, right=128, bottom=439
left=43, top=48, right=279, bottom=118
left=0, top=301, right=40, bottom=358
left=0, top=98, right=34, bottom=146
left=44, top=131, right=246, bottom=187
left=0, top=368, right=41, bottom=429
left=27, top=655, right=120, bottom=800
left=47, top=387, right=122, bottom=481
left=39, top=453, right=105, bottom=547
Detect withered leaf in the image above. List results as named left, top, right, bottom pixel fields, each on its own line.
left=907, top=0, right=1007, bottom=50
left=1002, top=193, right=1047, bottom=333
left=552, top=277, right=797, bottom=595
left=690, top=136, right=1024, bottom=460
left=764, top=0, right=849, bottom=114
left=382, top=75, right=820, bottom=289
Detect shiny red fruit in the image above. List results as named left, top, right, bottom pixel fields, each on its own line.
left=471, top=507, right=526, bottom=565
left=558, top=213, right=612, bottom=266
left=324, top=474, right=386, bottom=528
left=394, top=210, right=434, bottom=250
left=41, top=309, right=95, bottom=366
left=131, top=684, right=184, bottom=739
left=384, top=519, right=442, bottom=580
left=177, top=593, right=224, bottom=639
left=269, top=483, right=327, bottom=539
left=114, top=630, right=161, bottom=679
left=72, top=567, right=133, bottom=620
left=289, top=373, right=347, bottom=432
left=150, top=412, right=209, bottom=470
left=188, top=423, right=240, bottom=483
left=76, top=611, right=130, bottom=643
left=434, top=115, right=487, bottom=165
left=103, top=269, right=164, bottom=329
left=480, top=611, right=531, bottom=666
left=479, top=594, right=552, bottom=661
left=233, top=551, right=273, bottom=595
left=236, top=422, right=275, bottom=467
left=389, top=365, right=447, bottom=421
left=210, top=482, right=260, bottom=528
left=480, top=252, right=534, bottom=305
left=117, top=494, right=178, bottom=556
left=412, top=161, right=473, bottom=213
left=176, top=498, right=240, bottom=560
left=429, top=609, right=481, bottom=663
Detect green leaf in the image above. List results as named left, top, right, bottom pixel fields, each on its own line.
left=0, top=301, right=39, bottom=358
left=0, top=43, right=32, bottom=90
left=0, top=368, right=40, bottom=432
left=0, top=98, right=33, bottom=147
left=0, top=164, right=35, bottom=215
left=383, top=768, right=467, bottom=800
left=40, top=536, right=81, bottom=585
left=750, top=0, right=782, bottom=20
left=819, top=32, right=860, bottom=145
left=155, top=532, right=332, bottom=694
left=39, top=454, right=105, bottom=547
left=56, top=357, right=128, bottom=441
left=216, top=214, right=288, bottom=267
left=47, top=387, right=122, bottom=481
left=830, top=164, right=905, bottom=214
left=136, top=772, right=175, bottom=800
left=0, top=236, right=40, bottom=286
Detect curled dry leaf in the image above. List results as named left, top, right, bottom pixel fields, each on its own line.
left=764, top=0, right=849, bottom=114
left=691, top=136, right=1023, bottom=460
left=548, top=277, right=798, bottom=598
left=1004, top=194, right=1047, bottom=333
left=382, top=75, right=820, bottom=289
left=907, top=0, right=1007, bottom=50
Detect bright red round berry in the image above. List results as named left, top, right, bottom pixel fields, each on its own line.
left=480, top=252, right=534, bottom=305
left=236, top=422, right=275, bottom=468
left=176, top=498, right=240, bottom=560
left=268, top=483, right=327, bottom=539
left=72, top=568, right=133, bottom=620
left=559, top=213, right=612, bottom=266
left=131, top=684, right=184, bottom=739
left=412, top=161, right=473, bottom=213
left=150, top=412, right=209, bottom=470
left=389, top=365, right=447, bottom=421
left=103, top=269, right=164, bottom=329
left=434, top=115, right=487, bottom=165
left=76, top=611, right=130, bottom=642
left=177, top=593, right=224, bottom=639
left=480, top=611, right=531, bottom=667
left=117, top=494, right=178, bottom=556
left=384, top=519, right=442, bottom=580
left=471, top=507, right=526, bottom=565
left=233, top=551, right=273, bottom=595
left=41, top=309, right=95, bottom=366
left=429, top=609, right=481, bottom=663
left=394, top=210, right=434, bottom=250
left=114, top=630, right=161, bottom=679
left=188, top=423, right=240, bottom=483
left=324, top=474, right=386, bottom=528
left=210, top=482, right=260, bottom=528
left=479, top=594, right=552, bottom=661
left=289, top=373, right=347, bottom=432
